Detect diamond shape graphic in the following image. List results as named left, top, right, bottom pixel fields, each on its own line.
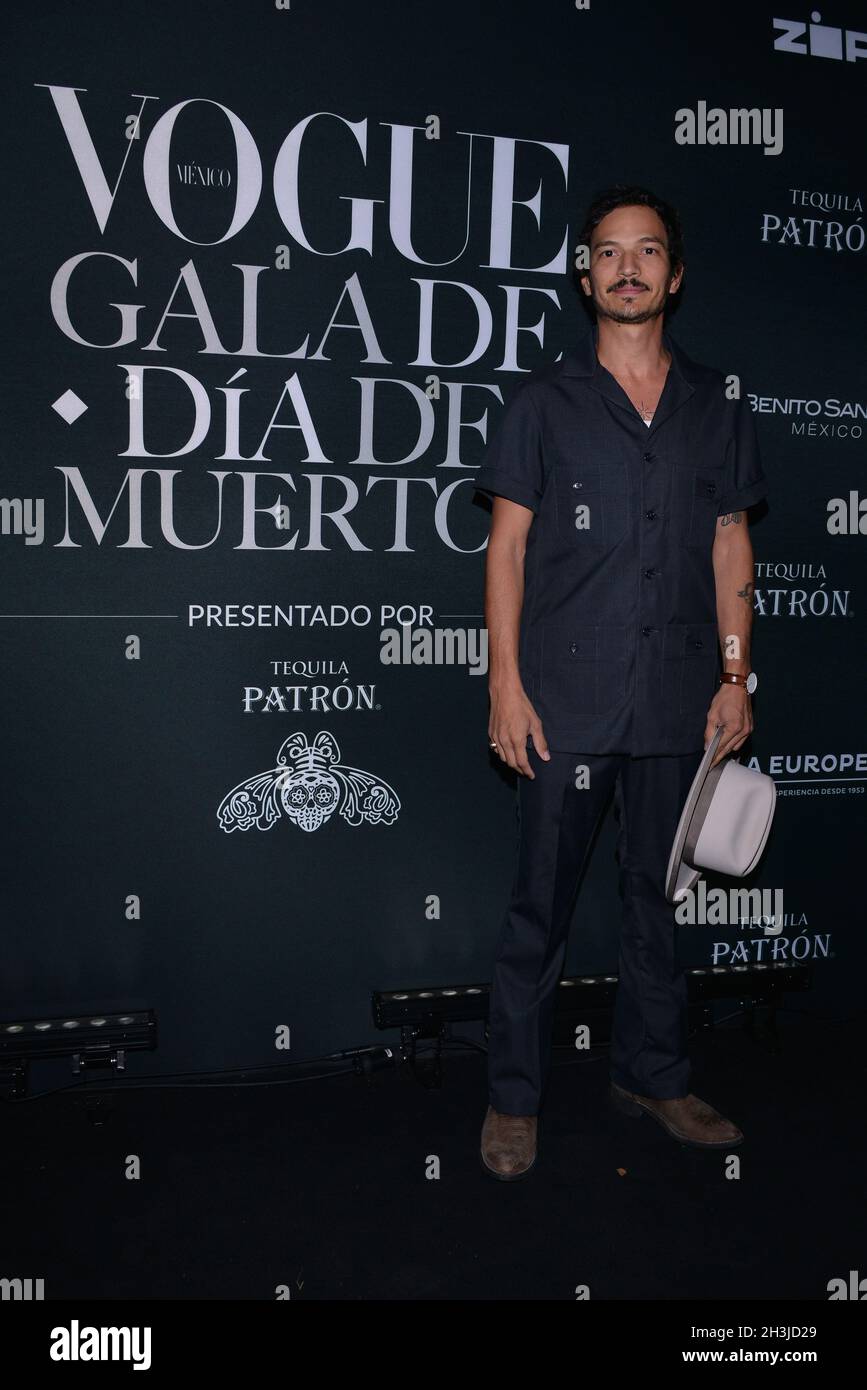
left=52, top=389, right=88, bottom=424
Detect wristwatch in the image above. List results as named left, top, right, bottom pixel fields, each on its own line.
left=720, top=670, right=758, bottom=694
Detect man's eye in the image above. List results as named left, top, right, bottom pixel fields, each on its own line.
left=643, top=247, right=657, bottom=253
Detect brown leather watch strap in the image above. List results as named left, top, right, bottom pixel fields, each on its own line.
left=720, top=671, right=748, bottom=687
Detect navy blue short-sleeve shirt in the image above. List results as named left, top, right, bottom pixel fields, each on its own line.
left=473, top=326, right=768, bottom=756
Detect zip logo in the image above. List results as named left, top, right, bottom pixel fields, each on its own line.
left=773, top=14, right=867, bottom=63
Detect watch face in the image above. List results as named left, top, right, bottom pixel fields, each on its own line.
left=746, top=672, right=758, bottom=694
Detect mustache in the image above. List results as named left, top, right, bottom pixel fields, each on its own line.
left=609, top=278, right=650, bottom=291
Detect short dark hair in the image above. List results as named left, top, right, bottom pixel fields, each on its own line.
left=577, top=183, right=684, bottom=279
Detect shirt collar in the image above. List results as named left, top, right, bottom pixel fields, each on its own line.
left=558, top=324, right=700, bottom=437
left=559, top=323, right=704, bottom=384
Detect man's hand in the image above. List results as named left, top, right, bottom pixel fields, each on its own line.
left=705, top=685, right=753, bottom=766
left=489, top=680, right=550, bottom=777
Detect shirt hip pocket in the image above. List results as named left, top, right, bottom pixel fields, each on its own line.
left=539, top=624, right=629, bottom=724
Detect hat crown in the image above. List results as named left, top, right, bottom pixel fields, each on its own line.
left=666, top=729, right=778, bottom=903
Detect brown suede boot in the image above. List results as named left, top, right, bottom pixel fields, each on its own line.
left=610, top=1081, right=743, bottom=1148
left=480, top=1105, right=538, bottom=1180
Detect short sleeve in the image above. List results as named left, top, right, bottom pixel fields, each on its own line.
left=473, top=381, right=546, bottom=515
left=718, top=394, right=768, bottom=514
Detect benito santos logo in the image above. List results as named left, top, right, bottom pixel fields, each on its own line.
left=218, top=730, right=400, bottom=834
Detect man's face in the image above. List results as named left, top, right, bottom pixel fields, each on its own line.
left=580, top=204, right=683, bottom=325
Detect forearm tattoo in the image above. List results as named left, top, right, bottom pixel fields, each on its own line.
left=736, top=580, right=755, bottom=605
left=720, top=512, right=743, bottom=526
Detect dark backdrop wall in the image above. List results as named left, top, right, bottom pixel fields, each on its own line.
left=2, top=0, right=864, bottom=1076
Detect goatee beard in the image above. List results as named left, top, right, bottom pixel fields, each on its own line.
left=595, top=294, right=667, bottom=326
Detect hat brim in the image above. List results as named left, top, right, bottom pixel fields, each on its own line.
left=664, top=726, right=724, bottom=904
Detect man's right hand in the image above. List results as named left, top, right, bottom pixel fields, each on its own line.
left=488, top=682, right=550, bottom=778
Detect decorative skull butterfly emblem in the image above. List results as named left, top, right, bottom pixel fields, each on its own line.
left=217, top=731, right=400, bottom=834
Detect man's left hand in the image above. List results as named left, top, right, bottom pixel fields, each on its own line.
left=705, top=686, right=753, bottom=766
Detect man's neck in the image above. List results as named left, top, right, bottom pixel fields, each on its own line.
left=594, top=319, right=670, bottom=380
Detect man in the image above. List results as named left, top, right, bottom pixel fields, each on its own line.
left=473, top=184, right=767, bottom=1181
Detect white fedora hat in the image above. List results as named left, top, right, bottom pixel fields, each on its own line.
left=665, top=727, right=778, bottom=904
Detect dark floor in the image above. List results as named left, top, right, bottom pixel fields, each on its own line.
left=3, top=1009, right=865, bottom=1301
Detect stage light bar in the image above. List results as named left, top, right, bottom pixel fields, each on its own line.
left=372, top=984, right=487, bottom=1030
left=373, top=961, right=811, bottom=1030
left=0, top=1009, right=156, bottom=1060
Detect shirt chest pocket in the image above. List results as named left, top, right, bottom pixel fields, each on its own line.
left=555, top=463, right=628, bottom=548
left=671, top=469, right=722, bottom=548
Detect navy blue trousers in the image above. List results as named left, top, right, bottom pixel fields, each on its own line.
left=487, top=744, right=704, bottom=1115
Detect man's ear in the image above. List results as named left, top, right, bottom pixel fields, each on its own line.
left=579, top=273, right=592, bottom=298
left=669, top=264, right=684, bottom=295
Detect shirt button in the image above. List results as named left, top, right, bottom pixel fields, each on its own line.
left=643, top=567, right=658, bottom=579
left=644, top=509, right=658, bottom=520
left=641, top=625, right=654, bottom=636
left=569, top=641, right=577, bottom=653
left=705, top=483, right=716, bottom=496
left=643, top=452, right=654, bottom=462
left=572, top=481, right=583, bottom=489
